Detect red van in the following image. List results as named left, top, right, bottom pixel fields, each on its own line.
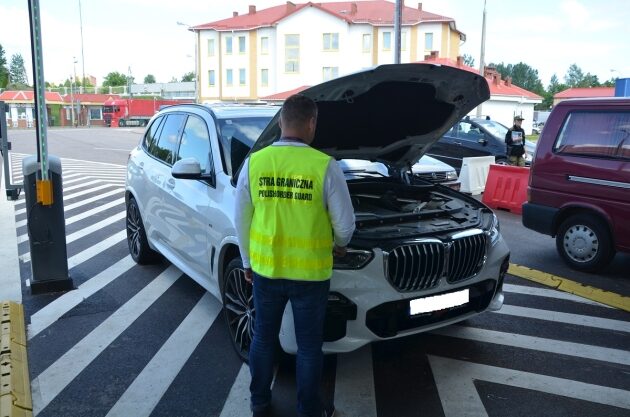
left=522, top=97, right=630, bottom=272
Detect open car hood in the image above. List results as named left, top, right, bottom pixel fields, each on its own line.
left=251, top=63, right=489, bottom=169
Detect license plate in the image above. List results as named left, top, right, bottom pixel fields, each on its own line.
left=409, top=289, right=469, bottom=315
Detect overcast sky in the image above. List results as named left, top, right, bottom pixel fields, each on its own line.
left=1, top=0, right=628, bottom=89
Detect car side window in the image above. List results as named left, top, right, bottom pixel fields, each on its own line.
left=176, top=115, right=213, bottom=174
left=455, top=121, right=480, bottom=141
left=554, top=111, right=630, bottom=159
left=142, top=116, right=164, bottom=151
left=149, top=114, right=186, bottom=165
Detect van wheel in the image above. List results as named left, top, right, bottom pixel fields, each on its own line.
left=126, top=197, right=160, bottom=264
left=556, top=214, right=614, bottom=272
left=119, top=119, right=125, bottom=127
left=222, top=258, right=255, bottom=362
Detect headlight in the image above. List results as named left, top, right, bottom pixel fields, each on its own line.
left=445, top=171, right=458, bottom=181
left=333, top=249, right=374, bottom=269
left=489, top=213, right=500, bottom=245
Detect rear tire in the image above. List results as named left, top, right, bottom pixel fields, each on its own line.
left=222, top=258, right=255, bottom=362
left=119, top=119, right=125, bottom=127
left=126, top=197, right=160, bottom=264
left=556, top=214, right=614, bottom=272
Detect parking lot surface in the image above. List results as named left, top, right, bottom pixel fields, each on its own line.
left=3, top=128, right=630, bottom=417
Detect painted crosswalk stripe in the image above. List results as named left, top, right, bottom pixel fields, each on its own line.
left=334, top=345, right=378, bottom=417
left=494, top=304, right=630, bottom=333
left=60, top=187, right=124, bottom=212
left=20, top=229, right=126, bottom=265
left=430, top=325, right=630, bottom=366
left=218, top=365, right=253, bottom=417
left=105, top=293, right=221, bottom=417
left=31, top=265, right=182, bottom=414
left=15, top=197, right=124, bottom=231
left=28, top=255, right=138, bottom=339
left=504, top=283, right=612, bottom=308
left=13, top=184, right=118, bottom=215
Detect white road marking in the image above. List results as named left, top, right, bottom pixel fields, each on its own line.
left=31, top=266, right=182, bottom=414
left=106, top=293, right=221, bottom=417
left=218, top=364, right=280, bottom=417
left=494, top=305, right=630, bottom=333
left=335, top=345, right=378, bottom=417
left=431, top=325, right=630, bottom=365
left=61, top=188, right=124, bottom=212
left=0, top=173, right=21, bottom=302
left=14, top=184, right=117, bottom=215
left=429, top=355, right=630, bottom=417
left=503, top=283, right=612, bottom=308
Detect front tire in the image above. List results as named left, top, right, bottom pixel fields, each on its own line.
left=222, top=258, right=255, bottom=362
left=119, top=119, right=125, bottom=127
left=126, top=197, right=160, bottom=264
left=556, top=214, right=614, bottom=272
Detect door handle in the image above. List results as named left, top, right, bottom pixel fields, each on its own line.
left=454, top=141, right=462, bottom=145
left=166, top=178, right=175, bottom=189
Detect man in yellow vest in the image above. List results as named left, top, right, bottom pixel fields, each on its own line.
left=235, top=94, right=355, bottom=417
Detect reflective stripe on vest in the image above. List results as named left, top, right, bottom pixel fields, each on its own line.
left=249, top=145, right=333, bottom=280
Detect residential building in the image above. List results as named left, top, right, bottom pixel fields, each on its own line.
left=191, top=0, right=466, bottom=102
left=0, top=90, right=64, bottom=128
left=61, top=93, right=121, bottom=127
left=553, top=87, right=615, bottom=106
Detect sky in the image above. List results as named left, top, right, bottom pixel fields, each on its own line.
left=1, top=0, right=628, bottom=89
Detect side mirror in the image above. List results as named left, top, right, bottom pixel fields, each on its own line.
left=172, top=157, right=203, bottom=179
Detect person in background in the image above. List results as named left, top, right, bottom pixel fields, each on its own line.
left=235, top=94, right=355, bottom=417
left=505, top=115, right=526, bottom=166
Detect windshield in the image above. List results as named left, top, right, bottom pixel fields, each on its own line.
left=475, top=119, right=509, bottom=138
left=218, top=116, right=274, bottom=177
left=103, top=105, right=114, bottom=114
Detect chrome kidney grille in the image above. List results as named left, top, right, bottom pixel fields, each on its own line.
left=385, top=233, right=487, bottom=292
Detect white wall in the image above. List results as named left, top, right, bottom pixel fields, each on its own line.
left=469, top=98, right=539, bottom=134
left=199, top=31, right=220, bottom=99
left=418, top=22, right=443, bottom=58
left=257, top=28, right=276, bottom=97
left=348, top=24, right=375, bottom=70
left=221, top=30, right=251, bottom=99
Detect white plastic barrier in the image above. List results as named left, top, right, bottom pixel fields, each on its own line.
left=458, top=156, right=496, bottom=195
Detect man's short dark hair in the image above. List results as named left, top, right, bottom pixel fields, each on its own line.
left=280, top=94, right=317, bottom=129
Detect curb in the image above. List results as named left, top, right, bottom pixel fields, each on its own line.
left=509, top=264, right=630, bottom=313
left=0, top=301, right=33, bottom=417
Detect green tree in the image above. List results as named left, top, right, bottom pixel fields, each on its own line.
left=491, top=61, right=545, bottom=96
left=0, top=44, right=9, bottom=88
left=9, top=53, right=28, bottom=85
left=102, top=71, right=128, bottom=86
left=541, top=74, right=566, bottom=110
left=144, top=74, right=156, bottom=84
left=564, top=64, right=584, bottom=87
left=181, top=71, right=194, bottom=82
left=462, top=54, right=475, bottom=67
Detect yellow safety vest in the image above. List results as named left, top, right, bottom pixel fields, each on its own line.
left=249, top=145, right=333, bottom=280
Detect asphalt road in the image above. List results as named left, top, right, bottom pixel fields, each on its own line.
left=4, top=126, right=630, bottom=417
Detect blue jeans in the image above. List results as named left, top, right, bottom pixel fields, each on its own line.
left=249, top=273, right=330, bottom=417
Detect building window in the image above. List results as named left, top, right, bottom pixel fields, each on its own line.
left=401, top=32, right=407, bottom=51
left=226, top=36, right=233, bottom=54
left=208, top=39, right=215, bottom=56
left=208, top=70, right=215, bottom=86
left=239, top=36, right=246, bottom=53
left=226, top=69, right=233, bottom=86
left=322, top=33, right=339, bottom=51
left=261, top=37, right=269, bottom=54
left=285, top=34, right=300, bottom=73
left=89, top=108, right=102, bottom=120
left=383, top=32, right=391, bottom=50
left=323, top=67, right=339, bottom=81
left=239, top=68, right=246, bottom=85
left=362, top=34, right=371, bottom=52
left=261, top=69, right=269, bottom=87
left=425, top=32, right=433, bottom=50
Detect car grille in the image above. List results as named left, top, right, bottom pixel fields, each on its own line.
left=385, top=233, right=487, bottom=292
left=447, top=233, right=487, bottom=283
left=386, top=242, right=444, bottom=291
left=415, top=172, right=448, bottom=182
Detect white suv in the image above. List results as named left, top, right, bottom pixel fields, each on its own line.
left=126, top=64, right=510, bottom=361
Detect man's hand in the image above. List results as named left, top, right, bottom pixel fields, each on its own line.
left=333, top=245, right=347, bottom=257
left=243, top=267, right=253, bottom=284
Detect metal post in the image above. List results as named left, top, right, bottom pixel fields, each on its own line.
left=194, top=29, right=198, bottom=103
left=476, top=0, right=487, bottom=117
left=26, top=0, right=73, bottom=293
left=394, top=0, right=402, bottom=64
left=79, top=0, right=86, bottom=89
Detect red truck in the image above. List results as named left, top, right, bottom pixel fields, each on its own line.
left=103, top=98, right=190, bottom=127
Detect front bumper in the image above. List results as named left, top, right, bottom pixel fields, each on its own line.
left=278, top=235, right=510, bottom=354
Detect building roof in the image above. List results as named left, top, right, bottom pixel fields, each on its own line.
left=62, top=93, right=120, bottom=104
left=417, top=56, right=543, bottom=100
left=260, top=85, right=310, bottom=101
left=0, top=90, right=64, bottom=103
left=553, top=87, right=615, bottom=99
left=193, top=0, right=457, bottom=31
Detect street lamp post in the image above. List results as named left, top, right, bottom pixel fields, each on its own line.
left=73, top=57, right=79, bottom=126
left=177, top=21, right=197, bottom=103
